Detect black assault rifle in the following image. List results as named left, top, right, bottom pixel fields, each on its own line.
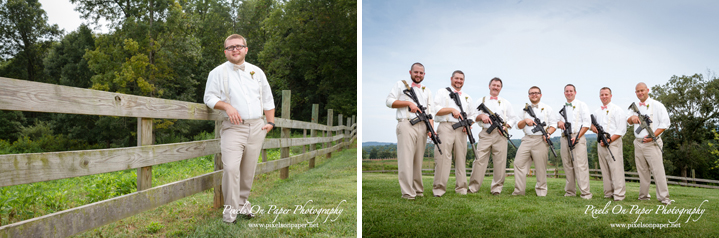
left=523, top=104, right=557, bottom=158
left=401, top=80, right=442, bottom=155
left=628, top=102, right=663, bottom=153
left=590, top=114, right=616, bottom=161
left=476, top=103, right=516, bottom=149
left=446, top=88, right=480, bottom=159
left=558, top=106, right=580, bottom=161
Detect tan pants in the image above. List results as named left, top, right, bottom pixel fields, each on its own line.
left=220, top=119, right=267, bottom=222
left=396, top=120, right=427, bottom=199
left=468, top=128, right=507, bottom=194
left=512, top=135, right=548, bottom=196
left=432, top=122, right=468, bottom=196
left=634, top=138, right=670, bottom=202
left=560, top=134, right=592, bottom=199
left=597, top=137, right=626, bottom=200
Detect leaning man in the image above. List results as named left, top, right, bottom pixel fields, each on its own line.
left=204, top=34, right=276, bottom=224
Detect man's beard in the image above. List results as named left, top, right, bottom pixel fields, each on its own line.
left=412, top=77, right=423, bottom=84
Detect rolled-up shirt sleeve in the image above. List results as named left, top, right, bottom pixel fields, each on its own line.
left=204, top=68, right=222, bottom=109
left=258, top=69, right=275, bottom=110
left=386, top=81, right=402, bottom=108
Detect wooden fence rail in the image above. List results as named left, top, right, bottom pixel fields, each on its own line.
left=0, top=77, right=357, bottom=237
left=362, top=168, right=719, bottom=189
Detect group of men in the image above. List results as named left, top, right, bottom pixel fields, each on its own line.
left=386, top=62, right=673, bottom=206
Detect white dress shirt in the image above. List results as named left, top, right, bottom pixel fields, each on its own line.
left=386, top=80, right=433, bottom=121
left=472, top=95, right=517, bottom=129
left=558, top=99, right=591, bottom=134
left=204, top=61, right=275, bottom=120
left=433, top=87, right=475, bottom=123
left=521, top=102, right=557, bottom=136
left=593, top=102, right=627, bottom=137
left=626, top=97, right=670, bottom=138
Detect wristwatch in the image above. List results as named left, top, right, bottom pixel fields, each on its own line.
left=267, top=122, right=275, bottom=127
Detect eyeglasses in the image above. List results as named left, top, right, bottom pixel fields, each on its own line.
left=225, top=44, right=246, bottom=51
left=529, top=92, right=541, bottom=95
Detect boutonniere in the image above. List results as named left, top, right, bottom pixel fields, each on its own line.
left=541, top=108, right=544, bottom=112
left=573, top=106, right=576, bottom=109
left=498, top=100, right=502, bottom=106
left=606, top=110, right=609, bottom=115
left=465, top=96, right=469, bottom=103
left=421, top=86, right=425, bottom=92
left=250, top=71, right=255, bottom=79
left=646, top=104, right=650, bottom=109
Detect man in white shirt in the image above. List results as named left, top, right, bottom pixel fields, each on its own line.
left=512, top=86, right=557, bottom=196
left=468, top=77, right=517, bottom=195
left=590, top=87, right=626, bottom=201
left=386, top=62, right=434, bottom=200
left=627, top=82, right=672, bottom=205
left=557, top=84, right=592, bottom=199
left=204, top=34, right=276, bottom=224
left=432, top=70, right=474, bottom=197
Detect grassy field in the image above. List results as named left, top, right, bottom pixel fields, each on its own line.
left=74, top=146, right=357, bottom=237
left=363, top=173, right=719, bottom=237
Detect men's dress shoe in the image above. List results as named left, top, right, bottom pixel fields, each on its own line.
left=491, top=192, right=500, bottom=196
left=661, top=200, right=673, bottom=205
left=240, top=212, right=256, bottom=219
left=223, top=219, right=237, bottom=225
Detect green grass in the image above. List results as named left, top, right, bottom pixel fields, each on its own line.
left=72, top=145, right=357, bottom=237
left=362, top=173, right=719, bottom=237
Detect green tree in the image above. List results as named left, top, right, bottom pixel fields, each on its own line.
left=0, top=0, right=62, bottom=81
left=259, top=0, right=357, bottom=121
left=44, top=24, right=95, bottom=88
left=651, top=73, right=719, bottom=178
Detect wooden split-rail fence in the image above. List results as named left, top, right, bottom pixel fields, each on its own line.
left=0, top=77, right=356, bottom=237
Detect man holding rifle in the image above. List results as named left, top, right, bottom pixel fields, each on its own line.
left=386, top=62, right=437, bottom=200
left=468, top=77, right=517, bottom=195
left=431, top=70, right=475, bottom=197
left=512, top=86, right=557, bottom=196
left=590, top=87, right=626, bottom=201
left=557, top=84, right=592, bottom=199
left=627, top=82, right=672, bottom=205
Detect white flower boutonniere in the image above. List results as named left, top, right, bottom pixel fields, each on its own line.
left=250, top=71, right=255, bottom=79
left=422, top=86, right=425, bottom=92
left=498, top=101, right=502, bottom=106
left=606, top=110, right=609, bottom=115
left=465, top=96, right=469, bottom=103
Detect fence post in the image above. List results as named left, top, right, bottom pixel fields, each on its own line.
left=213, top=120, right=224, bottom=208
left=281, top=90, right=291, bottom=179
left=338, top=114, right=343, bottom=152
left=310, top=104, right=319, bottom=169
left=346, top=117, right=351, bottom=149
left=137, top=118, right=153, bottom=191
left=327, top=109, right=333, bottom=159
left=692, top=169, right=696, bottom=184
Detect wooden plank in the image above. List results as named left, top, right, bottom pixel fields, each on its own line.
left=0, top=139, right=220, bottom=187
left=280, top=90, right=291, bottom=179
left=213, top=120, right=224, bottom=208
left=326, top=109, right=333, bottom=158
left=255, top=144, right=341, bottom=175
left=0, top=77, right=222, bottom=120
left=137, top=118, right=153, bottom=191
left=310, top=104, right=319, bottom=169
left=274, top=118, right=327, bottom=131
left=0, top=170, right=222, bottom=238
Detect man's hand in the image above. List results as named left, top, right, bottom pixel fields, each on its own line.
left=262, top=123, right=274, bottom=133
left=590, top=125, right=598, bottom=134
left=226, top=105, right=243, bottom=125
left=642, top=136, right=654, bottom=143
left=557, top=121, right=566, bottom=130
left=408, top=103, right=420, bottom=113
left=479, top=114, right=491, bottom=124
left=451, top=109, right=461, bottom=119
left=628, top=115, right=640, bottom=124
left=524, top=118, right=535, bottom=126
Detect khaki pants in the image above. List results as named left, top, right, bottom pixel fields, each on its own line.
left=396, top=120, right=427, bottom=199
left=597, top=137, right=626, bottom=200
left=221, top=119, right=267, bottom=222
left=432, top=122, right=468, bottom=196
left=560, top=134, right=592, bottom=199
left=468, top=128, right=507, bottom=194
left=634, top=138, right=670, bottom=202
left=512, top=135, right=548, bottom=196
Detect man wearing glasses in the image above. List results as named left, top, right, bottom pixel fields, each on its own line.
left=512, top=86, right=556, bottom=196
left=204, top=34, right=276, bottom=224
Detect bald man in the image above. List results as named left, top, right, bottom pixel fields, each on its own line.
left=627, top=82, right=672, bottom=205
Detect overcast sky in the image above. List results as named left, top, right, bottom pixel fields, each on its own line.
left=362, top=0, right=719, bottom=143
left=38, top=0, right=109, bottom=34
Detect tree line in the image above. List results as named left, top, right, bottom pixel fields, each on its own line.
left=0, top=0, right=356, bottom=152
left=364, top=74, right=719, bottom=180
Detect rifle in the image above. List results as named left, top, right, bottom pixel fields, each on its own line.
left=590, top=114, right=616, bottom=161
left=523, top=103, right=557, bottom=158
left=446, top=88, right=480, bottom=160
left=558, top=106, right=579, bottom=161
left=401, top=80, right=442, bottom=155
left=476, top=102, right=517, bottom=149
left=628, top=102, right=663, bottom=153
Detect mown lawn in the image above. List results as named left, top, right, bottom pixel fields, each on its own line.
left=363, top=173, right=719, bottom=237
